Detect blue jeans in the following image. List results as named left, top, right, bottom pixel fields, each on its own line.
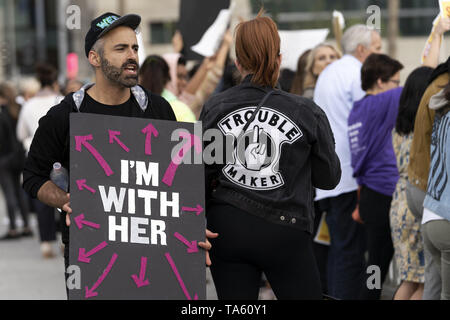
left=324, top=191, right=366, bottom=300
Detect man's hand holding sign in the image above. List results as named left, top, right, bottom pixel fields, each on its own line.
left=66, top=114, right=212, bottom=299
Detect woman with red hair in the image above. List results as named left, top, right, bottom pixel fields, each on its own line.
left=200, top=11, right=341, bottom=300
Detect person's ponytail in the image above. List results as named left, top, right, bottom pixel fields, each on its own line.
left=235, top=9, right=281, bottom=88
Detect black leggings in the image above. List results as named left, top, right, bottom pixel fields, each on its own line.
left=207, top=202, right=322, bottom=300
left=359, top=185, right=394, bottom=300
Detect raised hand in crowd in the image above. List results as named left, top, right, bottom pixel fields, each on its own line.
left=423, top=17, right=450, bottom=68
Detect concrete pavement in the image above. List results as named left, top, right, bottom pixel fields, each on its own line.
left=0, top=189, right=398, bottom=300
left=0, top=190, right=221, bottom=300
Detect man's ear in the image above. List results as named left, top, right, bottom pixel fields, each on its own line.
left=355, top=44, right=364, bottom=57
left=88, top=51, right=101, bottom=68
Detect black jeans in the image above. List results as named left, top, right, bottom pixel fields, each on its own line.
left=324, top=191, right=366, bottom=300
left=0, top=170, right=29, bottom=230
left=359, top=185, right=394, bottom=300
left=207, top=201, right=322, bottom=300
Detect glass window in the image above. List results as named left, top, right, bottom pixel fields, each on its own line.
left=150, top=22, right=176, bottom=45
left=250, top=0, right=439, bottom=36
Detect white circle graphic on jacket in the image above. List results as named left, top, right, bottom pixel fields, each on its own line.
left=218, top=106, right=303, bottom=190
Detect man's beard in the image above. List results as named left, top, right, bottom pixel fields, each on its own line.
left=100, top=57, right=139, bottom=88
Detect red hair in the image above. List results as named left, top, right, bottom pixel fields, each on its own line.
left=235, top=10, right=281, bottom=88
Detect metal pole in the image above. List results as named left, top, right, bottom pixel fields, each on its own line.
left=35, top=0, right=47, bottom=62
left=57, top=0, right=69, bottom=84
left=5, top=0, right=18, bottom=80
left=388, top=0, right=400, bottom=58
left=0, top=0, right=5, bottom=81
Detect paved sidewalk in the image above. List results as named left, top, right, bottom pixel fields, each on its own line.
left=0, top=190, right=220, bottom=300
left=0, top=190, right=397, bottom=300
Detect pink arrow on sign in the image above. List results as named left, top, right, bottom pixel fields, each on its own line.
left=131, top=257, right=150, bottom=288
left=141, top=123, right=159, bottom=155
left=74, top=214, right=100, bottom=230
left=75, top=135, right=113, bottom=176
left=76, top=179, right=96, bottom=194
left=162, top=132, right=202, bottom=187
left=85, top=253, right=118, bottom=299
left=78, top=241, right=108, bottom=263
left=165, top=253, right=198, bottom=300
left=174, top=232, right=198, bottom=253
left=108, top=130, right=130, bottom=153
left=182, top=205, right=204, bottom=216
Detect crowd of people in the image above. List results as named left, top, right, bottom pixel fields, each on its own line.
left=0, top=65, right=81, bottom=257
left=0, top=8, right=449, bottom=300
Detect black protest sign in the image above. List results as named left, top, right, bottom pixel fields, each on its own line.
left=68, top=113, right=205, bottom=300
left=178, top=0, right=230, bottom=60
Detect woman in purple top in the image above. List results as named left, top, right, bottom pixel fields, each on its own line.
left=348, top=53, right=404, bottom=300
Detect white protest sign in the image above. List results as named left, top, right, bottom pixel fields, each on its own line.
left=137, top=31, right=146, bottom=67
left=440, top=0, right=450, bottom=18
left=191, top=2, right=234, bottom=57
left=279, top=29, right=330, bottom=71
left=333, top=10, right=345, bottom=29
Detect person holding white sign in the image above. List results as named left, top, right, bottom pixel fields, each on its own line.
left=164, top=30, right=233, bottom=119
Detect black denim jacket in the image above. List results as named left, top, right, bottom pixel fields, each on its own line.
left=200, top=77, right=341, bottom=234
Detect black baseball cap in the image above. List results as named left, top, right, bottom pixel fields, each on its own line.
left=85, top=12, right=141, bottom=57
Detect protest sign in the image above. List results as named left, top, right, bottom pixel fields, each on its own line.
left=178, top=0, right=230, bottom=60
left=279, top=29, right=330, bottom=71
left=332, top=11, right=345, bottom=53
left=440, top=0, right=450, bottom=17
left=313, top=212, right=331, bottom=246
left=191, top=6, right=233, bottom=57
left=66, top=53, right=78, bottom=80
left=68, top=114, right=205, bottom=300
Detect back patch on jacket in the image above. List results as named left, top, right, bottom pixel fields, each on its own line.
left=218, top=107, right=302, bottom=190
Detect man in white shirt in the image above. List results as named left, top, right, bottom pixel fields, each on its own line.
left=313, top=24, right=382, bottom=300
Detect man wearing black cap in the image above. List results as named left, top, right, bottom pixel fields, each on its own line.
left=22, top=13, right=216, bottom=293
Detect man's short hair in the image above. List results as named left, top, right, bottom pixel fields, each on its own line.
left=91, top=38, right=105, bottom=57
left=341, top=24, right=377, bottom=55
